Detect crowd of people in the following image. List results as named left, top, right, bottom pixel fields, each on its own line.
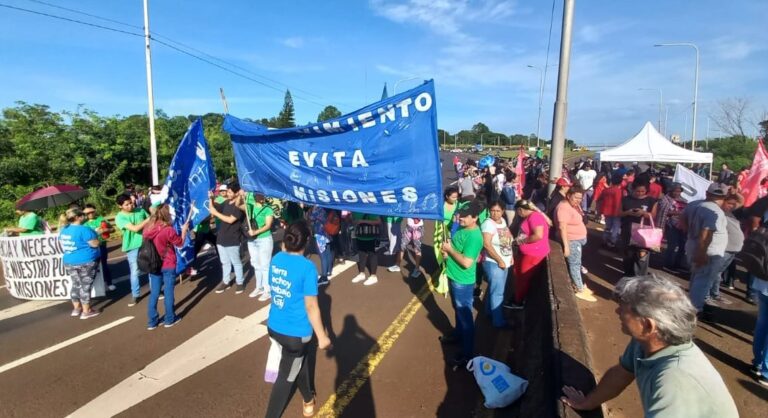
left=4, top=150, right=768, bottom=416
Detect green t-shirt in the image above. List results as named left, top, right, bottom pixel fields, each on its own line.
left=18, top=212, right=43, bottom=236
left=115, top=209, right=149, bottom=252
left=213, top=196, right=227, bottom=228
left=352, top=213, right=380, bottom=241
left=84, top=216, right=108, bottom=243
left=194, top=218, right=211, bottom=234
left=445, top=226, right=483, bottom=285
left=478, top=208, right=489, bottom=225
left=385, top=216, right=402, bottom=224
left=245, top=194, right=274, bottom=239
left=619, top=339, right=738, bottom=418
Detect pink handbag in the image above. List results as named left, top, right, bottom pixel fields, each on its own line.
left=630, top=217, right=663, bottom=250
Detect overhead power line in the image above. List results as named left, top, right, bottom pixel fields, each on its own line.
left=4, top=1, right=328, bottom=108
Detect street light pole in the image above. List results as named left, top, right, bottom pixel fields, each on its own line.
left=142, top=0, right=159, bottom=185
left=527, top=65, right=545, bottom=148
left=638, top=88, right=663, bottom=133
left=654, top=42, right=699, bottom=150
left=548, top=0, right=575, bottom=194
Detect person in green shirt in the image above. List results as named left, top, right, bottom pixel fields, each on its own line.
left=384, top=215, right=403, bottom=272
left=561, top=275, right=738, bottom=418
left=350, top=212, right=382, bottom=286
left=115, top=194, right=150, bottom=306
left=242, top=192, right=275, bottom=300
left=83, top=204, right=116, bottom=291
left=5, top=210, right=44, bottom=236
left=439, top=202, right=484, bottom=367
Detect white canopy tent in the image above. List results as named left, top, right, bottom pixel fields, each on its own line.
left=596, top=121, right=713, bottom=169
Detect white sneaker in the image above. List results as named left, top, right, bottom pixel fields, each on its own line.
left=107, top=284, right=116, bottom=291
left=363, top=275, right=378, bottom=286
left=581, top=266, right=589, bottom=275
left=249, top=288, right=263, bottom=298
left=352, top=273, right=367, bottom=283
left=258, top=291, right=271, bottom=302
left=387, top=265, right=401, bottom=273
left=188, top=268, right=198, bottom=276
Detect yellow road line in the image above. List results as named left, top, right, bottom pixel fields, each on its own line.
left=317, top=282, right=432, bottom=417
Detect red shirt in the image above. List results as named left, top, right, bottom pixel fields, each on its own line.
left=648, top=182, right=662, bottom=199
left=143, top=224, right=184, bottom=270
left=599, top=186, right=623, bottom=217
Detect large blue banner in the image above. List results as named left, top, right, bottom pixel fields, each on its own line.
left=160, top=118, right=217, bottom=274
left=223, top=80, right=443, bottom=219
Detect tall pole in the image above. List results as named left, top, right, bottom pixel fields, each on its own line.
left=638, top=88, right=663, bottom=132
left=664, top=106, right=669, bottom=137
left=143, top=0, right=159, bottom=185
left=654, top=42, right=699, bottom=150
left=528, top=65, right=545, bottom=148
left=548, top=0, right=575, bottom=195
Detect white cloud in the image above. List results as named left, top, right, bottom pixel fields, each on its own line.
left=279, top=37, right=305, bottom=48
left=710, top=37, right=759, bottom=61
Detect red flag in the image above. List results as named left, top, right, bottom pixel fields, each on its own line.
left=740, top=139, right=768, bottom=207
left=515, top=145, right=526, bottom=192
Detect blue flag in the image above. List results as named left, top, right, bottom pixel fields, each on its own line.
left=223, top=80, right=443, bottom=219
left=161, top=118, right=217, bottom=274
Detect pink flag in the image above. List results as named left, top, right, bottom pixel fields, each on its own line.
left=515, top=145, right=526, bottom=191
left=740, top=139, right=768, bottom=207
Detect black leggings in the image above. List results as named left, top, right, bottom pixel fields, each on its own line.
left=356, top=239, right=378, bottom=275
left=264, top=329, right=316, bottom=418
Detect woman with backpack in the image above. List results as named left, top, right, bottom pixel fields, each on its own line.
left=141, top=204, right=189, bottom=329
left=59, top=207, right=101, bottom=319
left=244, top=192, right=275, bottom=301
left=309, top=206, right=334, bottom=286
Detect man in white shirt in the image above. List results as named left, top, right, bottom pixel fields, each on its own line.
left=575, top=163, right=597, bottom=212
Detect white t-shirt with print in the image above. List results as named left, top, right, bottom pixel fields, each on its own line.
left=481, top=218, right=514, bottom=265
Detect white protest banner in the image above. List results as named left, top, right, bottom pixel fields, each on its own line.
left=0, top=234, right=104, bottom=300
left=673, top=163, right=711, bottom=203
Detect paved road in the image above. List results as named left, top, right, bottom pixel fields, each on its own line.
left=0, top=152, right=502, bottom=418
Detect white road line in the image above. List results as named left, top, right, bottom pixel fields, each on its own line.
left=0, top=300, right=66, bottom=322
left=0, top=285, right=6, bottom=289
left=68, top=307, right=270, bottom=418
left=0, top=316, right=134, bottom=374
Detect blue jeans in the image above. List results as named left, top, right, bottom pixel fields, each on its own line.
left=317, top=241, right=333, bottom=278
left=482, top=260, right=508, bottom=328
left=448, top=280, right=475, bottom=359
left=604, top=217, right=620, bottom=246
left=217, top=245, right=244, bottom=285
left=148, top=268, right=177, bottom=327
left=126, top=248, right=143, bottom=298
left=663, top=226, right=687, bottom=269
left=566, top=238, right=587, bottom=291
left=688, top=254, right=725, bottom=312
left=709, top=251, right=736, bottom=298
left=247, top=237, right=273, bottom=291
left=753, top=292, right=768, bottom=374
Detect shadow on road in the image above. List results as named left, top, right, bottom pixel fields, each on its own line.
left=327, top=314, right=376, bottom=417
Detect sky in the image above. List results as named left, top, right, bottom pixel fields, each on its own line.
left=0, top=0, right=766, bottom=145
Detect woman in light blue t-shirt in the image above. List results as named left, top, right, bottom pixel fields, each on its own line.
left=59, top=207, right=101, bottom=320
left=264, top=221, right=331, bottom=418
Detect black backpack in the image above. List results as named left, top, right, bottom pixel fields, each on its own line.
left=137, top=239, right=168, bottom=274
left=737, top=226, right=768, bottom=280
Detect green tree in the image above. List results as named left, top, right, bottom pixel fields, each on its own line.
left=317, top=105, right=342, bottom=122
left=275, top=90, right=296, bottom=128
left=471, top=122, right=490, bottom=134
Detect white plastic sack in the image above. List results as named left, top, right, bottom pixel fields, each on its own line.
left=467, top=356, right=528, bottom=409
left=264, top=337, right=282, bottom=383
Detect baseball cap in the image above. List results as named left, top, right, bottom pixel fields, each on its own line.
left=556, top=177, right=572, bottom=187
left=706, top=183, right=727, bottom=196
left=456, top=202, right=482, bottom=218
left=218, top=184, right=228, bottom=191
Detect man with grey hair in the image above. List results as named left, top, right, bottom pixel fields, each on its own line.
left=561, top=275, right=738, bottom=417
